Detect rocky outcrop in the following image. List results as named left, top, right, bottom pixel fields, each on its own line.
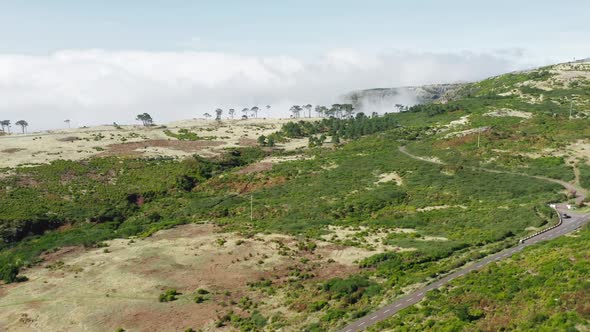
left=342, top=83, right=465, bottom=114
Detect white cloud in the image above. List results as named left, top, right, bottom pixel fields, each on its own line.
left=0, top=49, right=540, bottom=131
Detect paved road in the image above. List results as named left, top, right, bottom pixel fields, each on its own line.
left=337, top=209, right=590, bottom=332
left=335, top=146, right=590, bottom=332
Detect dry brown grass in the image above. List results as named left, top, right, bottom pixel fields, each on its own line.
left=0, top=223, right=371, bottom=331
left=0, top=118, right=313, bottom=168
left=99, top=139, right=225, bottom=157
left=235, top=161, right=274, bottom=174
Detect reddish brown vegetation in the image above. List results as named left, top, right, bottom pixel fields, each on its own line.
left=1, top=148, right=26, bottom=154
left=100, top=139, right=225, bottom=156
left=235, top=162, right=274, bottom=175
left=238, top=137, right=258, bottom=146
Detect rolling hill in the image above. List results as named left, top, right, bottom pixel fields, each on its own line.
left=0, top=59, right=589, bottom=331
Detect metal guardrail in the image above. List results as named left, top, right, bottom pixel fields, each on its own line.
left=519, top=207, right=563, bottom=244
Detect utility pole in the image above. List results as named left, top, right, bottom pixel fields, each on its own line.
left=477, top=128, right=481, bottom=148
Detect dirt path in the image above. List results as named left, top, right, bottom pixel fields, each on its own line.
left=398, top=146, right=588, bottom=204
left=573, top=162, right=581, bottom=187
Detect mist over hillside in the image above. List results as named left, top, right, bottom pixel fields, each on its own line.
left=342, top=83, right=464, bottom=114
left=342, top=57, right=590, bottom=115
left=0, top=50, right=535, bottom=132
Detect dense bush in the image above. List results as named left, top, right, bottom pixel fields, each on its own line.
left=322, top=275, right=381, bottom=305
left=276, top=112, right=400, bottom=140
left=368, top=228, right=590, bottom=331
left=0, top=263, right=19, bottom=283
left=407, top=103, right=461, bottom=116
left=0, top=148, right=268, bottom=282
left=159, top=289, right=179, bottom=302
left=164, top=129, right=201, bottom=141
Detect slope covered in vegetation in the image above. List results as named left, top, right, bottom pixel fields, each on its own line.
left=369, top=225, right=590, bottom=331
left=1, top=60, right=589, bottom=331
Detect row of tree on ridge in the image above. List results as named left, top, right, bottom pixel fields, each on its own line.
left=2, top=103, right=413, bottom=133
left=200, top=103, right=360, bottom=122
left=0, top=120, right=29, bottom=134
left=135, top=104, right=366, bottom=127
left=205, top=105, right=271, bottom=121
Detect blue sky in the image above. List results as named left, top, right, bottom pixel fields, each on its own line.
left=2, top=0, right=589, bottom=58
left=0, top=1, right=589, bottom=130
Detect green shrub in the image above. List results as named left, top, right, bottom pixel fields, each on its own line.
left=309, top=300, right=328, bottom=312
left=159, top=289, right=179, bottom=302
left=0, top=263, right=19, bottom=283
left=196, top=288, right=209, bottom=295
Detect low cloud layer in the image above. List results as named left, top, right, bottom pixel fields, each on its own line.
left=0, top=49, right=538, bottom=131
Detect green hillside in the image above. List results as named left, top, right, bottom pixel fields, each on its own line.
left=369, top=225, right=590, bottom=331
left=1, top=60, right=589, bottom=331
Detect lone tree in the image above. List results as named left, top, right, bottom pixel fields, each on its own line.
left=15, top=120, right=28, bottom=134
left=289, top=105, right=302, bottom=118
left=203, top=112, right=212, bottom=120
left=266, top=105, right=271, bottom=117
left=250, top=106, right=260, bottom=118
left=136, top=113, right=153, bottom=126
left=228, top=108, right=235, bottom=119
left=0, top=120, right=10, bottom=133
left=215, top=108, right=223, bottom=121
left=304, top=104, right=313, bottom=118
left=241, top=108, right=249, bottom=118
left=64, top=119, right=71, bottom=128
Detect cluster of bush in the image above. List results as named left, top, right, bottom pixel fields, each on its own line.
left=0, top=147, right=268, bottom=282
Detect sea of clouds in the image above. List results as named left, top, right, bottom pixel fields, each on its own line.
left=0, top=48, right=540, bottom=131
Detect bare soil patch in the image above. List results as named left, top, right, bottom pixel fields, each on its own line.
left=1, top=148, right=26, bottom=154
left=375, top=172, right=403, bottom=186
left=56, top=136, right=80, bottom=142
left=235, top=161, right=274, bottom=174
left=238, top=137, right=258, bottom=146
left=100, top=139, right=224, bottom=157
left=443, top=126, right=490, bottom=139
left=38, top=246, right=85, bottom=266
left=264, top=154, right=312, bottom=163
left=417, top=205, right=467, bottom=212
left=320, top=225, right=417, bottom=256
left=0, top=223, right=368, bottom=332
left=484, top=108, right=532, bottom=119
left=447, top=115, right=470, bottom=128
left=0, top=118, right=315, bottom=168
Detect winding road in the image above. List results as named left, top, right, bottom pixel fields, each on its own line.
left=336, top=146, right=590, bottom=332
